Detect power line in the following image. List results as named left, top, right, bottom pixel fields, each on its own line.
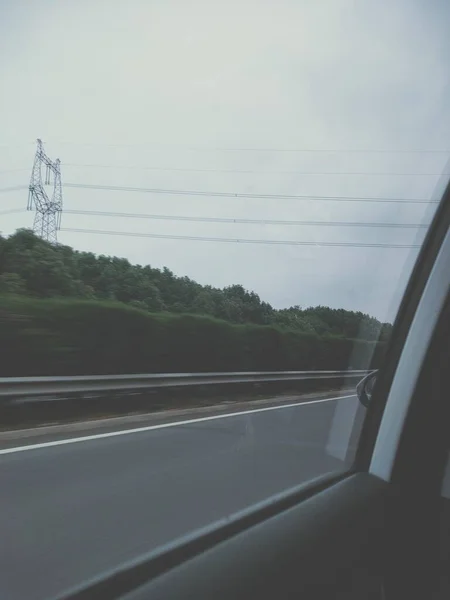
left=203, top=148, right=450, bottom=154
left=61, top=227, right=422, bottom=249
left=62, top=163, right=445, bottom=177
left=0, top=168, right=29, bottom=175
left=49, top=141, right=450, bottom=153
left=63, top=182, right=437, bottom=204
left=0, top=185, right=28, bottom=194
left=2, top=163, right=444, bottom=178
left=0, top=143, right=34, bottom=149
left=0, top=208, right=25, bottom=216
left=65, top=209, right=429, bottom=229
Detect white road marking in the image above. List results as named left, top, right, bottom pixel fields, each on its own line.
left=0, top=394, right=355, bottom=456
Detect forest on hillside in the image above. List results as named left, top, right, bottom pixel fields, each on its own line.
left=0, top=229, right=391, bottom=341
left=0, top=230, right=390, bottom=375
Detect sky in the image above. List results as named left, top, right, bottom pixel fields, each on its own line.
left=1, top=0, right=449, bottom=321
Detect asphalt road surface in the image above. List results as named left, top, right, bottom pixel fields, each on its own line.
left=0, top=392, right=363, bottom=600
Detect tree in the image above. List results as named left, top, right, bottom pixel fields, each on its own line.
left=1, top=230, right=75, bottom=297
left=223, top=284, right=273, bottom=324
left=0, top=273, right=26, bottom=294
left=191, top=290, right=217, bottom=316
left=0, top=229, right=389, bottom=340
left=142, top=284, right=165, bottom=311
left=274, top=307, right=316, bottom=333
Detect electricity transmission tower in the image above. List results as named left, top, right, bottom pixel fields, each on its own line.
left=27, top=139, right=63, bottom=243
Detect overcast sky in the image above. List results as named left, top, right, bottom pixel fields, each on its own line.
left=1, top=0, right=449, bottom=321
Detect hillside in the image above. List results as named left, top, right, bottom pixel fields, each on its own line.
left=0, top=229, right=392, bottom=341
left=0, top=230, right=390, bottom=376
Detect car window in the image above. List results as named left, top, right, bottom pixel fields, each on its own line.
left=0, top=2, right=449, bottom=599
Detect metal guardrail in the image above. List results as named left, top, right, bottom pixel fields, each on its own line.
left=0, top=370, right=369, bottom=398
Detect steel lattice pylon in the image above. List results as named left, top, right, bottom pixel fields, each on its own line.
left=27, top=139, right=63, bottom=243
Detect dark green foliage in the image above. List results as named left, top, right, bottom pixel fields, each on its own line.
left=0, top=230, right=392, bottom=335
left=0, top=295, right=385, bottom=376
left=0, top=230, right=391, bottom=376
left=0, top=272, right=26, bottom=294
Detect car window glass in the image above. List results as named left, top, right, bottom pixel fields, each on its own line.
left=0, top=2, right=449, bottom=599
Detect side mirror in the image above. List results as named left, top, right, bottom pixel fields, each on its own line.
left=356, top=371, right=377, bottom=407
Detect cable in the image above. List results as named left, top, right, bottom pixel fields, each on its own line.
left=62, top=163, right=446, bottom=177
left=0, top=168, right=29, bottom=175
left=0, top=143, right=33, bottom=149
left=2, top=164, right=444, bottom=178
left=201, top=148, right=450, bottom=154
left=0, top=185, right=28, bottom=194
left=49, top=141, right=450, bottom=153
left=0, top=208, right=25, bottom=216
left=65, top=209, right=429, bottom=229
left=63, top=182, right=437, bottom=204
left=61, top=227, right=422, bottom=249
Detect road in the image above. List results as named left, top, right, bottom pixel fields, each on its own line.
left=0, top=391, right=362, bottom=600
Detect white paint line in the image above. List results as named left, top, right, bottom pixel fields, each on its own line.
left=0, top=394, right=356, bottom=456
